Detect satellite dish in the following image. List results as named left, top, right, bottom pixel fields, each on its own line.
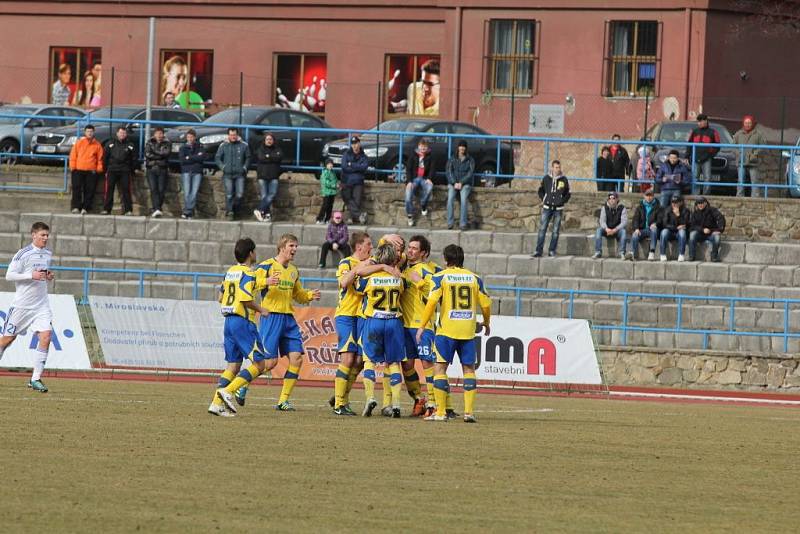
left=662, top=97, right=680, bottom=121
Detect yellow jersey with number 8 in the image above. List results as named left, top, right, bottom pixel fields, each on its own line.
left=220, top=264, right=258, bottom=323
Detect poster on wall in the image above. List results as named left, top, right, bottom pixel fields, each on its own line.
left=273, top=54, right=327, bottom=115
left=160, top=50, right=213, bottom=111
left=49, top=47, right=102, bottom=108
left=385, top=54, right=440, bottom=117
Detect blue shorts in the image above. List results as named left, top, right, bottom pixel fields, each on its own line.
left=223, top=315, right=267, bottom=363
left=259, top=313, right=304, bottom=359
left=335, top=315, right=361, bottom=354
left=433, top=335, right=476, bottom=366
left=359, top=317, right=405, bottom=364
left=404, top=327, right=435, bottom=362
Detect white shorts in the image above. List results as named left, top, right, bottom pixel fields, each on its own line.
left=2, top=307, right=53, bottom=336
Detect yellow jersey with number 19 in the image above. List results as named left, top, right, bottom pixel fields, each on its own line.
left=354, top=271, right=406, bottom=319
left=219, top=264, right=259, bottom=323
left=425, top=267, right=491, bottom=340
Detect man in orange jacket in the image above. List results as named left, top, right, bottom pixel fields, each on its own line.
left=69, top=124, right=104, bottom=214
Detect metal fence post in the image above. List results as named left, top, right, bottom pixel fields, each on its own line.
left=621, top=294, right=629, bottom=345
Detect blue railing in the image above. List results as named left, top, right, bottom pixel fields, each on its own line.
left=6, top=264, right=797, bottom=352
left=1, top=110, right=798, bottom=194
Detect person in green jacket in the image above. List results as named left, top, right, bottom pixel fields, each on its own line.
left=316, top=158, right=340, bottom=224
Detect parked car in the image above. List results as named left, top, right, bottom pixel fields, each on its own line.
left=322, top=119, right=517, bottom=186
left=30, top=106, right=201, bottom=160
left=0, top=104, right=85, bottom=164
left=783, top=138, right=800, bottom=198
left=633, top=120, right=739, bottom=196
left=165, top=106, right=337, bottom=171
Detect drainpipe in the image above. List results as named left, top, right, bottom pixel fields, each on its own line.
left=453, top=6, right=463, bottom=121
left=682, top=8, right=692, bottom=119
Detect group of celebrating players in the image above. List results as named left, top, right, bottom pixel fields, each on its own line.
left=210, top=230, right=492, bottom=423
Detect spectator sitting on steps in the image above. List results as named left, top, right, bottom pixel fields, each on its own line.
left=627, top=187, right=661, bottom=261
left=688, top=196, right=726, bottom=262
left=659, top=193, right=690, bottom=262
left=319, top=211, right=352, bottom=269
left=592, top=191, right=628, bottom=259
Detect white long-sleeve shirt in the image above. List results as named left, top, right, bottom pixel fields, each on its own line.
left=6, top=244, right=52, bottom=309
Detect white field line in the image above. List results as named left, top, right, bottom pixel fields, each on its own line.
left=609, top=390, right=800, bottom=406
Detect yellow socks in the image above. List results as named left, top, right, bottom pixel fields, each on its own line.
left=363, top=360, right=376, bottom=401
left=278, top=365, right=301, bottom=404
left=344, top=365, right=360, bottom=404
left=423, top=366, right=435, bottom=406
left=433, top=374, right=449, bottom=417
left=389, top=363, right=403, bottom=408
left=334, top=364, right=351, bottom=408
left=224, top=363, right=260, bottom=394
left=212, top=369, right=237, bottom=406
left=463, top=372, right=477, bottom=415
left=381, top=374, right=392, bottom=407
left=402, top=365, right=422, bottom=400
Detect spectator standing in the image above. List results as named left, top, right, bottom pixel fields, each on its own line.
left=688, top=196, right=726, bottom=262
left=340, top=136, right=369, bottom=224
left=687, top=114, right=720, bottom=195
left=68, top=124, right=103, bottom=214
left=533, top=160, right=571, bottom=258
left=592, top=191, right=628, bottom=259
left=627, top=188, right=661, bottom=261
left=101, top=126, right=136, bottom=216
left=178, top=129, right=205, bottom=219
left=596, top=146, right=614, bottom=192
left=445, top=140, right=475, bottom=230
left=253, top=133, right=283, bottom=222
left=318, top=211, right=352, bottom=268
left=145, top=127, right=171, bottom=218
left=214, top=127, right=250, bottom=221
left=609, top=134, right=630, bottom=192
left=164, top=92, right=181, bottom=109
left=659, top=193, right=690, bottom=262
left=316, top=158, right=339, bottom=224
left=655, top=149, right=692, bottom=208
left=405, top=139, right=435, bottom=227
left=733, top=115, right=767, bottom=198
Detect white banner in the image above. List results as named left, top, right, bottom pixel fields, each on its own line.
left=0, top=293, right=91, bottom=370
left=450, top=317, right=601, bottom=385
left=90, top=296, right=224, bottom=369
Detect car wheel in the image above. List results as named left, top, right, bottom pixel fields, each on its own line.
left=0, top=139, right=20, bottom=166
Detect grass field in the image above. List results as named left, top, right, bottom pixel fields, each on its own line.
left=1, top=376, right=799, bottom=533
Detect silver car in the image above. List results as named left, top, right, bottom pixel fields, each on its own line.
left=0, top=104, right=85, bottom=164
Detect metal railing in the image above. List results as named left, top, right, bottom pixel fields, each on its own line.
left=5, top=264, right=797, bottom=352
left=1, top=110, right=798, bottom=195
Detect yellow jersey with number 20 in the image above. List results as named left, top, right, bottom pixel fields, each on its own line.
left=354, top=272, right=406, bottom=319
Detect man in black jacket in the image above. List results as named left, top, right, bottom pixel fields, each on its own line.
left=687, top=114, right=720, bottom=195
left=627, top=188, right=661, bottom=261
left=253, top=133, right=283, bottom=222
left=405, top=139, right=434, bottom=226
left=101, top=126, right=136, bottom=215
left=609, top=134, right=630, bottom=193
left=596, top=146, right=614, bottom=192
left=533, top=160, right=571, bottom=257
left=658, top=193, right=690, bottom=261
left=145, top=127, right=171, bottom=217
left=688, top=196, right=726, bottom=262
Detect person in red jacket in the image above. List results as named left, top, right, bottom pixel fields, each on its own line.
left=686, top=113, right=720, bottom=195
left=68, top=124, right=104, bottom=214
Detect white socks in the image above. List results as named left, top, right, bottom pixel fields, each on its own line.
left=31, top=348, right=48, bottom=381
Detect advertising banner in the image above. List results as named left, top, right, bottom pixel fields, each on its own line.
left=0, top=293, right=91, bottom=370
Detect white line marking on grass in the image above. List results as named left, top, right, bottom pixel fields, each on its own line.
left=610, top=390, right=800, bottom=406
left=479, top=408, right=556, bottom=414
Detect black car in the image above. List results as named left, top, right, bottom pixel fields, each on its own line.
left=31, top=106, right=201, bottom=159
left=635, top=120, right=739, bottom=196
left=322, top=119, right=517, bottom=186
left=165, top=106, right=337, bottom=171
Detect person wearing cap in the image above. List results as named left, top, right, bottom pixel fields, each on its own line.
left=687, top=113, right=721, bottom=195
left=316, top=157, right=339, bottom=224
left=405, top=139, right=435, bottom=226
left=733, top=115, right=767, bottom=197
left=655, top=149, right=692, bottom=208
left=627, top=187, right=661, bottom=261
left=688, top=196, right=726, bottom=262
left=445, top=140, right=475, bottom=230
left=340, top=135, right=369, bottom=225
left=658, top=193, right=690, bottom=261
left=319, top=211, right=351, bottom=268
left=592, top=192, right=628, bottom=259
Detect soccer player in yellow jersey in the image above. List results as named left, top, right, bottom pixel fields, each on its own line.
left=417, top=244, right=491, bottom=423
left=209, top=238, right=272, bottom=417
left=354, top=243, right=407, bottom=418
left=401, top=235, right=442, bottom=417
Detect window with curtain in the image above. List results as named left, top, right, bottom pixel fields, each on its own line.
left=487, top=20, right=536, bottom=95
left=607, top=21, right=658, bottom=96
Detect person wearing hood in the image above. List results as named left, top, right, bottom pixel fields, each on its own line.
left=405, top=139, right=435, bottom=226
left=445, top=140, right=475, bottom=230
left=655, top=149, right=692, bottom=208
left=627, top=187, right=661, bottom=261
left=688, top=196, right=726, bottom=262
left=658, top=193, right=690, bottom=262
left=733, top=115, right=767, bottom=197
left=592, top=191, right=628, bottom=259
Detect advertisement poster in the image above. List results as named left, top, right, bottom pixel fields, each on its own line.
left=160, top=49, right=213, bottom=110
left=273, top=53, right=327, bottom=115
left=385, top=54, right=440, bottom=116
left=49, top=46, right=102, bottom=108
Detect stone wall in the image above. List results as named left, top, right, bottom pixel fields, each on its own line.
left=600, top=347, right=800, bottom=391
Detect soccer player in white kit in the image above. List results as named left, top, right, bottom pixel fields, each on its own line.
left=0, top=222, right=55, bottom=392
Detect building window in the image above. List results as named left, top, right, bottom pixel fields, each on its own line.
left=385, top=54, right=441, bottom=117
left=49, top=47, right=102, bottom=107
left=273, top=54, right=327, bottom=115
left=606, top=21, right=659, bottom=96
left=487, top=20, right=536, bottom=96
left=160, top=50, right=213, bottom=111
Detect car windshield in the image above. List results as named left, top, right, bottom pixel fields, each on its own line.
left=204, top=108, right=265, bottom=125
left=88, top=108, right=141, bottom=120
left=372, top=120, right=431, bottom=133
left=0, top=106, right=35, bottom=124
left=657, top=123, right=733, bottom=143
